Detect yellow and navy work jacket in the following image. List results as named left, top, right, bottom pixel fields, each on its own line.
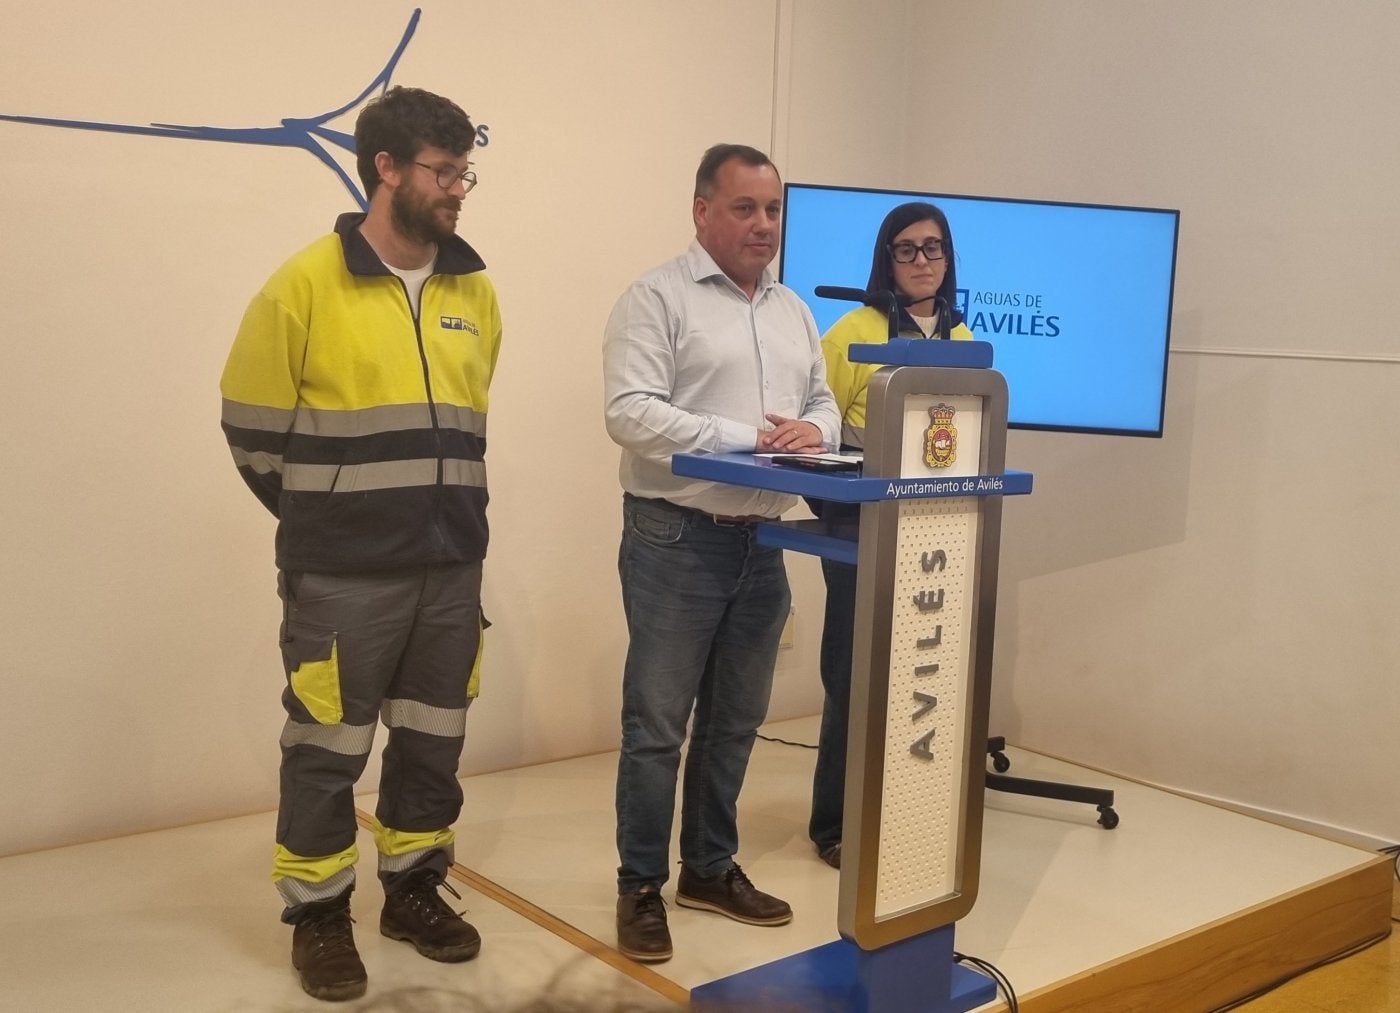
left=821, top=305, right=974, bottom=450
left=221, top=213, right=502, bottom=573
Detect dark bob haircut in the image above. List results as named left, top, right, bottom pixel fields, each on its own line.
left=865, top=201, right=959, bottom=317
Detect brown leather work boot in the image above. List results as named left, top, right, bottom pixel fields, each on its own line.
left=291, top=898, right=367, bottom=1002
left=380, top=869, right=481, bottom=962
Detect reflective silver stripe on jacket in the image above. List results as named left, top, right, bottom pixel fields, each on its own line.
left=228, top=447, right=284, bottom=475
left=221, top=399, right=296, bottom=433
left=282, top=459, right=487, bottom=493
left=223, top=399, right=487, bottom=439
left=289, top=403, right=487, bottom=438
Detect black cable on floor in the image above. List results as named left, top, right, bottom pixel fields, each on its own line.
left=756, top=733, right=816, bottom=749
left=953, top=951, right=1018, bottom=1012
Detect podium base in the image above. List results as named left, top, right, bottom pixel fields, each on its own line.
left=690, top=924, right=997, bottom=1012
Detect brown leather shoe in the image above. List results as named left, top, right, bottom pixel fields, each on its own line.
left=616, top=887, right=672, bottom=962
left=381, top=870, right=481, bottom=963
left=818, top=843, right=842, bottom=869
left=675, top=864, right=792, bottom=926
left=291, top=900, right=367, bottom=1002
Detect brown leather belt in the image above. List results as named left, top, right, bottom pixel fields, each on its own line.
left=651, top=497, right=774, bottom=527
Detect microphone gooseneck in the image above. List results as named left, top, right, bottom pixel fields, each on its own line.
left=813, top=285, right=873, bottom=304
left=814, top=285, right=900, bottom=340
left=934, top=295, right=951, bottom=340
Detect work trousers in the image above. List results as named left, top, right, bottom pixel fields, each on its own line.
left=272, top=562, right=482, bottom=920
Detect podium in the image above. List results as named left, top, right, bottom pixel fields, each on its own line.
left=678, top=338, right=1027, bottom=1012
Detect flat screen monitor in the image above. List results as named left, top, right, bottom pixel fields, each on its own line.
left=779, top=183, right=1180, bottom=437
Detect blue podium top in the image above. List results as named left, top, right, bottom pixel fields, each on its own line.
left=671, top=452, right=1032, bottom=502
left=848, top=337, right=994, bottom=369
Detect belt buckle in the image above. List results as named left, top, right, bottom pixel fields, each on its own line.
left=709, top=513, right=750, bottom=527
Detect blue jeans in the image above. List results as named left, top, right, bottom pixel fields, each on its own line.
left=615, top=495, right=791, bottom=893
left=810, top=555, right=856, bottom=851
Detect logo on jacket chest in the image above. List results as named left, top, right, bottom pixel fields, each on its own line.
left=440, top=316, right=480, bottom=336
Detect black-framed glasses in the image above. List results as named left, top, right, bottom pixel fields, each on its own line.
left=889, top=239, right=945, bottom=263
left=414, top=161, right=478, bottom=192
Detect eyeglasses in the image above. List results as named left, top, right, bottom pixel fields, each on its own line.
left=889, top=239, right=945, bottom=263
left=414, top=161, right=478, bottom=192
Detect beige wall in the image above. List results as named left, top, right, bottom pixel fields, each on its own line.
left=0, top=0, right=824, bottom=857
left=4, top=0, right=1395, bottom=859
left=914, top=1, right=1400, bottom=845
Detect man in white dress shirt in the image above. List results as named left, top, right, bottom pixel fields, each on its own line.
left=602, top=143, right=839, bottom=962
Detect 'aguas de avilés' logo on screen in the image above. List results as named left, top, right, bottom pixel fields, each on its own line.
left=924, top=404, right=957, bottom=469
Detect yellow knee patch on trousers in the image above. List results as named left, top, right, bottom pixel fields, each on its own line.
left=468, top=613, right=485, bottom=699
left=291, top=638, right=343, bottom=724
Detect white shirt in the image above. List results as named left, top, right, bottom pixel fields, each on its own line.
left=385, top=255, right=436, bottom=319
left=603, top=240, right=840, bottom=517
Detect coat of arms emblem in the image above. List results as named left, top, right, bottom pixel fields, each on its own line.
left=924, top=403, right=957, bottom=468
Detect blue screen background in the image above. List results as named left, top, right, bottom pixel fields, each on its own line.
left=779, top=185, right=1180, bottom=436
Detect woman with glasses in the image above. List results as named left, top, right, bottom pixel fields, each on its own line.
left=807, top=201, right=974, bottom=870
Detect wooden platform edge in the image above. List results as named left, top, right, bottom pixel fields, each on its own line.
left=1004, top=853, right=1393, bottom=1013
left=354, top=808, right=689, bottom=1008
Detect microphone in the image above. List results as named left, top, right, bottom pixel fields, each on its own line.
left=814, top=286, right=898, bottom=314
left=813, top=285, right=873, bottom=304
left=815, top=286, right=900, bottom=339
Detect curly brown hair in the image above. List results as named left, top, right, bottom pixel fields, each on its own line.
left=354, top=86, right=477, bottom=200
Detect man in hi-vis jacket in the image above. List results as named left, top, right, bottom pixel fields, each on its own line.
left=221, top=86, right=501, bottom=1003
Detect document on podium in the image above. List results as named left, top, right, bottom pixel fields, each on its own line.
left=755, top=452, right=863, bottom=472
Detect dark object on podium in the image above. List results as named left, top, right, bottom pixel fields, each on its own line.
left=770, top=454, right=862, bottom=473
left=986, top=736, right=1119, bottom=829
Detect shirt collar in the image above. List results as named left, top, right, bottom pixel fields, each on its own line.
left=685, top=239, right=777, bottom=296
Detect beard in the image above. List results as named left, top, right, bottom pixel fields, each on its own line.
left=390, top=185, right=460, bottom=246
